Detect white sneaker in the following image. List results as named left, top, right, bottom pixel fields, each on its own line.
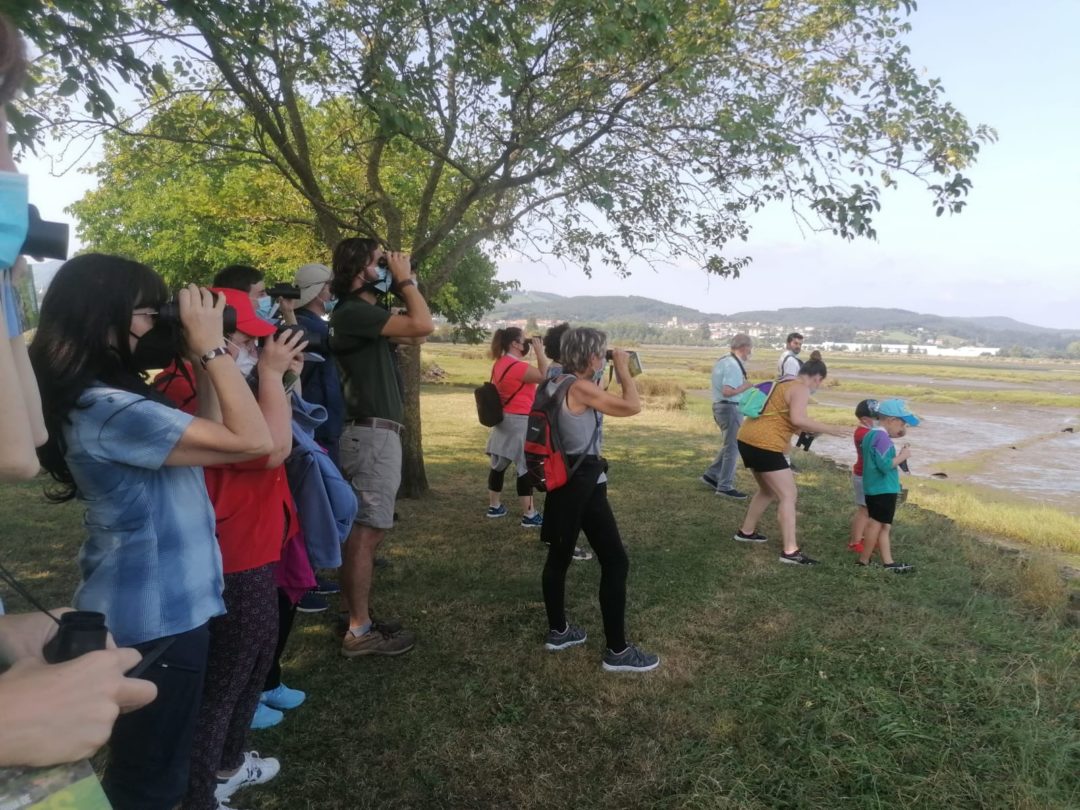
left=214, top=751, right=280, bottom=803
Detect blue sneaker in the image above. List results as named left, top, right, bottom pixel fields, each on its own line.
left=486, top=504, right=508, bottom=519
left=544, top=623, right=587, bottom=651
left=250, top=702, right=283, bottom=730
left=520, top=511, right=543, bottom=528
left=261, top=683, right=306, bottom=711
left=313, top=576, right=340, bottom=595
left=602, top=643, right=660, bottom=673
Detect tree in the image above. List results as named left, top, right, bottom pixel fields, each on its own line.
left=1066, top=341, right=1080, bottom=359
left=19, top=0, right=992, bottom=495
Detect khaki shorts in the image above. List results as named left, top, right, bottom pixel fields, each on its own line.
left=339, top=424, right=402, bottom=530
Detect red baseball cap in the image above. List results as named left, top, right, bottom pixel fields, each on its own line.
left=210, top=287, right=277, bottom=337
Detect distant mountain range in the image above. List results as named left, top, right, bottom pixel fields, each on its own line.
left=486, top=292, right=1079, bottom=348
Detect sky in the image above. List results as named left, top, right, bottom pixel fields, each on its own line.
left=16, top=1, right=1080, bottom=329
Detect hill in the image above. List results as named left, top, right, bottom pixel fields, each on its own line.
left=486, top=293, right=1079, bottom=348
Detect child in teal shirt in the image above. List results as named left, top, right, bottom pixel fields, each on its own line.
left=857, top=399, right=918, bottom=573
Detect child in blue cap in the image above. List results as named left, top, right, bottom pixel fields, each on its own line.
left=857, top=399, right=918, bottom=573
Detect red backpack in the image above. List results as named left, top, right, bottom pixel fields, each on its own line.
left=524, top=376, right=600, bottom=492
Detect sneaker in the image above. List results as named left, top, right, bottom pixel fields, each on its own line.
left=486, top=504, right=508, bottom=519
left=520, top=511, right=543, bottom=528
left=260, top=683, right=305, bottom=711
left=716, top=488, right=749, bottom=500
left=249, top=703, right=283, bottom=730
left=779, top=549, right=819, bottom=566
left=214, top=751, right=280, bottom=803
left=544, top=623, right=588, bottom=651
left=296, top=591, right=329, bottom=613
left=854, top=560, right=878, bottom=568
left=733, top=530, right=768, bottom=543
left=602, top=643, right=660, bottom=673
left=341, top=625, right=416, bottom=658
left=572, top=546, right=593, bottom=562
left=848, top=541, right=865, bottom=553
left=884, top=562, right=914, bottom=574
left=334, top=613, right=404, bottom=636
left=699, top=474, right=718, bottom=489
left=313, top=576, right=340, bottom=595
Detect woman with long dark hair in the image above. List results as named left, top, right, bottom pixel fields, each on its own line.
left=485, top=326, right=547, bottom=525
left=541, top=327, right=659, bottom=672
left=30, top=253, right=273, bottom=809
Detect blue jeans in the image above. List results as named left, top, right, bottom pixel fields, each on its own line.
left=703, top=402, right=743, bottom=491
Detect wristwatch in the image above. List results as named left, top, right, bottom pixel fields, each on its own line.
left=199, top=346, right=230, bottom=368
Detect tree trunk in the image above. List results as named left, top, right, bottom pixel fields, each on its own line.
left=397, top=342, right=429, bottom=497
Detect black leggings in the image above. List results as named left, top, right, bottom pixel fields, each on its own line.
left=488, top=466, right=534, bottom=497
left=542, top=463, right=628, bottom=651
left=263, top=587, right=296, bottom=691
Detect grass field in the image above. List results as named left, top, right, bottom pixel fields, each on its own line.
left=1, top=354, right=1078, bottom=809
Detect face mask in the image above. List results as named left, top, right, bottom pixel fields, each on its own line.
left=368, top=265, right=393, bottom=295
left=0, top=173, right=29, bottom=269
left=254, top=295, right=278, bottom=321
left=130, top=321, right=183, bottom=371
left=227, top=338, right=259, bottom=376
left=324, top=297, right=338, bottom=314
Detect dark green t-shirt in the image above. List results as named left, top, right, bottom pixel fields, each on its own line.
left=329, top=296, right=402, bottom=424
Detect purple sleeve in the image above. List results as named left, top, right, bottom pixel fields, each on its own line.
left=865, top=429, right=894, bottom=474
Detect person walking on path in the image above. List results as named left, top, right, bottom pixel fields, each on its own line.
left=701, top=333, right=755, bottom=499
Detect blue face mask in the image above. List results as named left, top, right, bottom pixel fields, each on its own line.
left=324, top=297, right=338, bottom=314
left=254, top=295, right=277, bottom=321
left=0, top=173, right=29, bottom=269
left=370, top=266, right=393, bottom=294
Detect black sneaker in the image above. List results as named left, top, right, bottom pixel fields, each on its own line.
left=733, top=530, right=768, bottom=543
left=297, top=591, right=329, bottom=613
left=544, top=623, right=588, bottom=651
left=779, top=549, right=819, bottom=566
left=854, top=560, right=879, bottom=568
left=716, top=488, right=749, bottom=500
left=314, top=576, right=340, bottom=595
left=699, top=474, right=718, bottom=489
left=884, top=562, right=914, bottom=574
left=602, top=643, right=660, bottom=673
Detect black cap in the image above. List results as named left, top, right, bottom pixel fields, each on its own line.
left=855, top=399, right=879, bottom=419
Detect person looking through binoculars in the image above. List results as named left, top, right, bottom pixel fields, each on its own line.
left=484, top=327, right=548, bottom=526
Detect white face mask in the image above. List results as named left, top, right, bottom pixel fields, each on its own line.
left=228, top=338, right=259, bottom=376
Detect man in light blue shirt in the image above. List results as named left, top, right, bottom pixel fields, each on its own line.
left=701, top=333, right=754, bottom=498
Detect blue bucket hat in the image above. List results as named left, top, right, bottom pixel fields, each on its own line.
left=877, top=398, right=920, bottom=426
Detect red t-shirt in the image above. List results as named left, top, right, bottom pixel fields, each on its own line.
left=155, top=363, right=296, bottom=574
left=852, top=424, right=872, bottom=476
left=491, top=355, right=536, bottom=415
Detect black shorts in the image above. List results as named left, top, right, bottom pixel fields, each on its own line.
left=737, top=440, right=790, bottom=473
left=865, top=492, right=898, bottom=525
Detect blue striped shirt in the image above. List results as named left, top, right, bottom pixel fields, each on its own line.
left=63, top=387, right=224, bottom=646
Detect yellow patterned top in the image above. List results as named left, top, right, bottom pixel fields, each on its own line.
left=736, top=380, right=797, bottom=453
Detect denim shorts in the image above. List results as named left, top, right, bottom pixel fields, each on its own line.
left=339, top=425, right=402, bottom=530
left=852, top=475, right=866, bottom=507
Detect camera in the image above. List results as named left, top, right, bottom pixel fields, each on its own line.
left=267, top=282, right=301, bottom=300
left=605, top=349, right=643, bottom=377
left=157, top=292, right=238, bottom=334
left=20, top=204, right=69, bottom=260
left=795, top=432, right=816, bottom=451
